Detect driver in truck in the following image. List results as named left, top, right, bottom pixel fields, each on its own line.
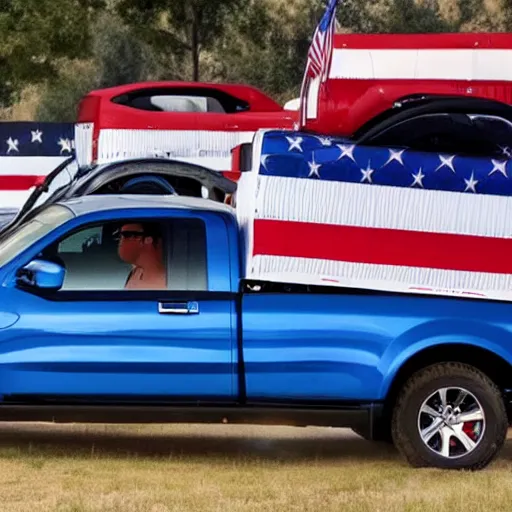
left=116, top=222, right=166, bottom=290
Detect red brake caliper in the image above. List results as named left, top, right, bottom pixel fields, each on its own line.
left=462, top=422, right=478, bottom=441
left=450, top=422, right=478, bottom=447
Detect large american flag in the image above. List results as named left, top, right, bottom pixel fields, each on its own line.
left=0, top=122, right=75, bottom=209
left=299, top=0, right=339, bottom=128
left=236, top=128, right=512, bottom=302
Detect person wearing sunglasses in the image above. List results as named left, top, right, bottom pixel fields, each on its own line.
left=115, top=222, right=166, bottom=290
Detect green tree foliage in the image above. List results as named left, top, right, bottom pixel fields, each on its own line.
left=335, top=0, right=388, bottom=32
left=91, top=12, right=160, bottom=88
left=334, top=0, right=456, bottom=33
left=211, top=0, right=317, bottom=102
left=35, top=61, right=98, bottom=122
left=385, top=0, right=456, bottom=32
left=35, top=11, right=158, bottom=121
left=0, top=0, right=105, bottom=108
left=499, top=0, right=512, bottom=29
left=5, top=0, right=512, bottom=120
left=116, top=0, right=245, bottom=81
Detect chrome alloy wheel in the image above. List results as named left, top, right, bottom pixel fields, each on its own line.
left=417, top=386, right=486, bottom=459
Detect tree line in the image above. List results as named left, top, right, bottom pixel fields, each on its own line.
left=1, top=0, right=510, bottom=122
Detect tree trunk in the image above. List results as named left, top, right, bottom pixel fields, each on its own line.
left=191, top=8, right=200, bottom=81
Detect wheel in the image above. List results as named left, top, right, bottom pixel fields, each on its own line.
left=391, top=362, right=508, bottom=470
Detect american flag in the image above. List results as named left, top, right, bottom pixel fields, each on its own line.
left=0, top=122, right=75, bottom=209
left=236, top=128, right=512, bottom=302
left=299, top=0, right=339, bottom=128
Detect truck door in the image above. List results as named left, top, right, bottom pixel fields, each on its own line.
left=0, top=209, right=237, bottom=404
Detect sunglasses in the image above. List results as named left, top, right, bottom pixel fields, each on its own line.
left=114, top=230, right=146, bottom=241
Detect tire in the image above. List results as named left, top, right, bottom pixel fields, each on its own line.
left=391, top=362, right=508, bottom=470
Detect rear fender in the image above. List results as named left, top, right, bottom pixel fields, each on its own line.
left=379, top=318, right=512, bottom=399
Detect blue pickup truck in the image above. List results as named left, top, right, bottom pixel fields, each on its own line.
left=0, top=193, right=510, bottom=471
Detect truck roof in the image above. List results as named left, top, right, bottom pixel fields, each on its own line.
left=57, top=194, right=236, bottom=219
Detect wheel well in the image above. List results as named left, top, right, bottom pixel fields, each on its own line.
left=382, top=344, right=512, bottom=421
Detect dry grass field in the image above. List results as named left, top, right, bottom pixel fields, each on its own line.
left=0, top=422, right=511, bottom=512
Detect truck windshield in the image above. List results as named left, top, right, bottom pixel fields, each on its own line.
left=0, top=205, right=74, bottom=268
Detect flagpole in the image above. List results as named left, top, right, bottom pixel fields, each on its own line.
left=297, top=0, right=339, bottom=132
left=298, top=67, right=309, bottom=130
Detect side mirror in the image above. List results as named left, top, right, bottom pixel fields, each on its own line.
left=231, top=143, right=253, bottom=174
left=16, top=259, right=65, bottom=292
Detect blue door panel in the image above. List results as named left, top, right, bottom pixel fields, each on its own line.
left=0, top=288, right=235, bottom=400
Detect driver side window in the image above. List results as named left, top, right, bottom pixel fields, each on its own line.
left=38, top=218, right=208, bottom=292
left=43, top=221, right=137, bottom=291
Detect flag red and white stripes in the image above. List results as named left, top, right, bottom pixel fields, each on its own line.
left=240, top=174, right=512, bottom=301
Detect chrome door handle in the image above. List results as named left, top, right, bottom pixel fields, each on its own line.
left=158, top=301, right=199, bottom=314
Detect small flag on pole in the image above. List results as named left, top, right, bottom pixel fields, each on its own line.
left=298, top=0, right=339, bottom=129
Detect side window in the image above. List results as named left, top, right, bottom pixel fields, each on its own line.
left=58, top=226, right=102, bottom=253
left=113, top=93, right=225, bottom=113
left=367, top=112, right=512, bottom=158
left=111, top=88, right=250, bottom=114
left=39, top=218, right=208, bottom=292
